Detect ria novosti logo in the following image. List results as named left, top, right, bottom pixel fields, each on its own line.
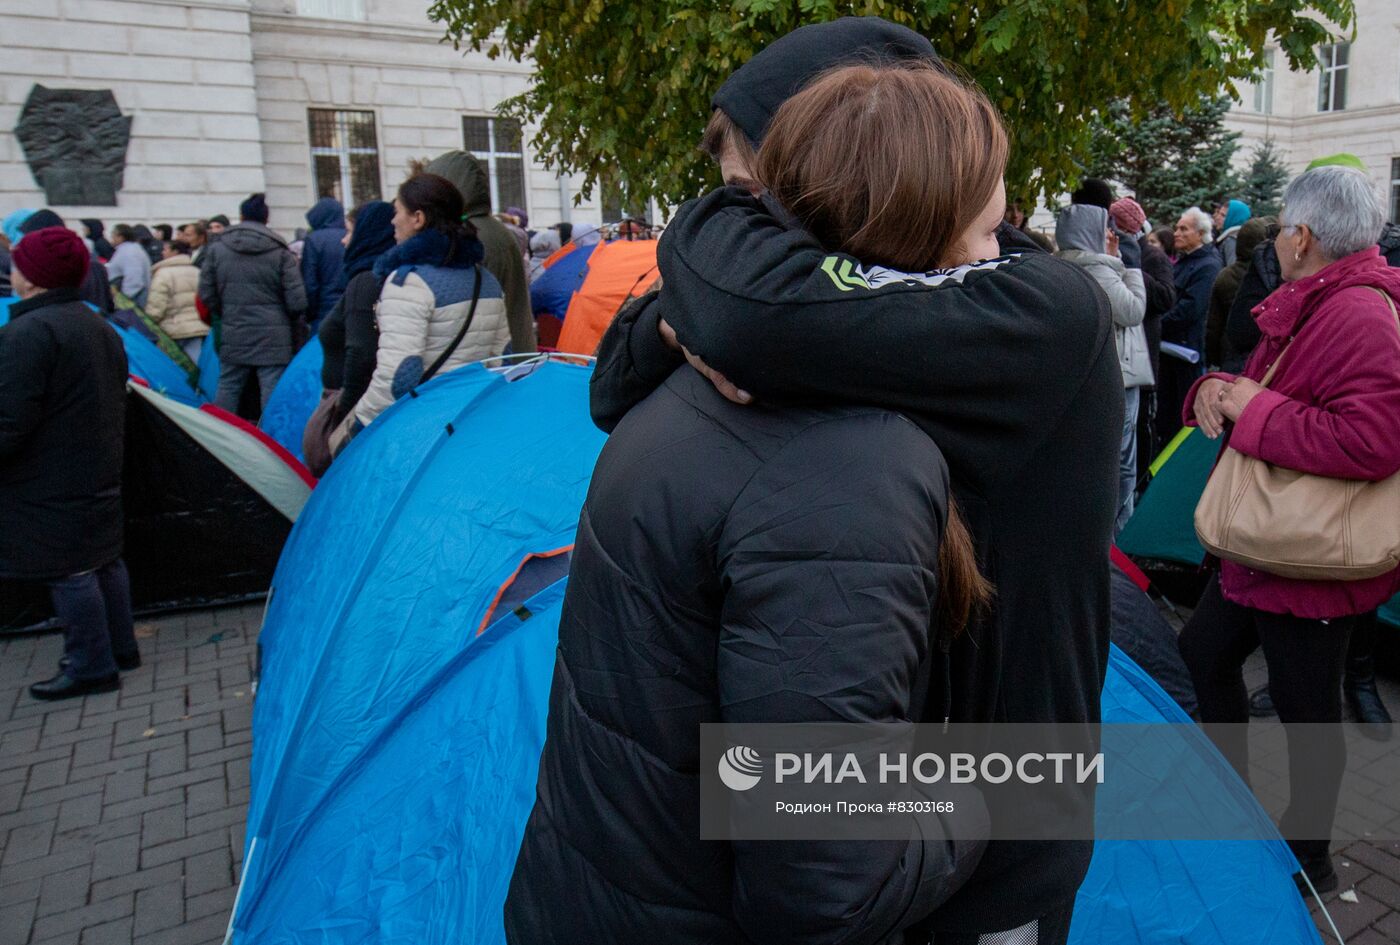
left=718, top=746, right=763, bottom=791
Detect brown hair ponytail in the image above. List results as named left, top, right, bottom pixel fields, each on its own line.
left=756, top=61, right=1002, bottom=631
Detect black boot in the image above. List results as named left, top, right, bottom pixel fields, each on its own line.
left=1345, top=613, right=1392, bottom=742
left=1249, top=685, right=1276, bottom=718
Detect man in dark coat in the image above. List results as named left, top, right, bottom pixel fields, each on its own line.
left=0, top=225, right=138, bottom=700
left=300, top=196, right=347, bottom=328
left=425, top=151, right=536, bottom=354
left=199, top=193, right=308, bottom=417
left=1155, top=207, right=1222, bottom=444
left=579, top=18, right=1119, bottom=944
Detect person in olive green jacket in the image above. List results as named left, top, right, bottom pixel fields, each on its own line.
left=424, top=151, right=536, bottom=353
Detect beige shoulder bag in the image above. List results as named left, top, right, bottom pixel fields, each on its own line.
left=1194, top=287, right=1400, bottom=581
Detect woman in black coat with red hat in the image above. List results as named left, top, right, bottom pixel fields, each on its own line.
left=0, top=224, right=139, bottom=700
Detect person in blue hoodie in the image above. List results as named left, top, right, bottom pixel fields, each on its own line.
left=300, top=195, right=347, bottom=329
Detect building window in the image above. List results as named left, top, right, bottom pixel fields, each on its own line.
left=1391, top=158, right=1400, bottom=225
left=308, top=109, right=380, bottom=207
left=1316, top=42, right=1349, bottom=112
left=1252, top=48, right=1275, bottom=114
left=462, top=116, right=526, bottom=213
left=296, top=0, right=364, bottom=20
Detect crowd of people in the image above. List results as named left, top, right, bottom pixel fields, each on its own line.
left=3, top=13, right=1400, bottom=942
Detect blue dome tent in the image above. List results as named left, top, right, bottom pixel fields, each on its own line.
left=259, top=337, right=325, bottom=462
left=235, top=357, right=1323, bottom=944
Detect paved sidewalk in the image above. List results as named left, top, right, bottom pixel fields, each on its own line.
left=0, top=602, right=262, bottom=945
left=1, top=600, right=1397, bottom=943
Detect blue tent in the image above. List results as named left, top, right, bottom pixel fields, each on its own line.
left=529, top=241, right=597, bottom=321
left=0, top=297, right=202, bottom=406
left=259, top=338, right=324, bottom=463
left=237, top=359, right=1321, bottom=944
left=197, top=336, right=220, bottom=401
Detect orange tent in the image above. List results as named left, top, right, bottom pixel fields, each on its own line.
left=554, top=240, right=660, bottom=355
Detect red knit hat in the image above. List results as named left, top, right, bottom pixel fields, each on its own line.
left=11, top=225, right=90, bottom=289
left=1109, top=197, right=1147, bottom=236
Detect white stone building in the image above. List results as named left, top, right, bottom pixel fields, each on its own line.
left=1228, top=0, right=1400, bottom=221
left=0, top=0, right=604, bottom=234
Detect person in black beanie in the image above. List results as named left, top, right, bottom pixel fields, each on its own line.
left=1071, top=177, right=1116, bottom=211
left=19, top=210, right=113, bottom=313
left=2, top=225, right=137, bottom=701
left=198, top=193, right=308, bottom=418
left=583, top=18, right=1120, bottom=945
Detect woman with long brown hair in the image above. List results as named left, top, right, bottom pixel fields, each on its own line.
left=507, top=62, right=1016, bottom=945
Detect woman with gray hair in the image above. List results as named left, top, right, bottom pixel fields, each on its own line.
left=1179, top=164, right=1400, bottom=893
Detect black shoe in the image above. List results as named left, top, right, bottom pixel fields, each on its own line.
left=29, top=672, right=120, bottom=702
left=1293, top=855, right=1339, bottom=897
left=1345, top=679, right=1393, bottom=742
left=1249, top=685, right=1276, bottom=718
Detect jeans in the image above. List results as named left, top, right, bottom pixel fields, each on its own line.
left=177, top=335, right=204, bottom=364
left=1179, top=574, right=1353, bottom=860
left=47, top=559, right=136, bottom=681
left=1117, top=387, right=1140, bottom=535
left=215, top=361, right=286, bottom=417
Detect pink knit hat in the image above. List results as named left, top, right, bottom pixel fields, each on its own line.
left=1109, top=197, right=1147, bottom=235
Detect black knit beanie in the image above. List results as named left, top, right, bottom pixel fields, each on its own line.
left=711, top=17, right=943, bottom=149
left=239, top=193, right=269, bottom=224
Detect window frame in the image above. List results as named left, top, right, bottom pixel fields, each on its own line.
left=307, top=108, right=382, bottom=208
left=1252, top=48, right=1275, bottom=115
left=1391, top=158, right=1400, bottom=226
left=1317, top=42, right=1350, bottom=113
left=295, top=0, right=364, bottom=21
left=461, top=115, right=528, bottom=215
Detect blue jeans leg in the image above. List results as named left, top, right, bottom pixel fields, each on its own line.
left=1116, top=387, right=1141, bottom=536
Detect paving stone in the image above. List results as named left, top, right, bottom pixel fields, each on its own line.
left=36, top=863, right=90, bottom=917
left=185, top=885, right=236, bottom=922
left=28, top=892, right=132, bottom=940
left=1376, top=911, right=1400, bottom=941
left=133, top=880, right=185, bottom=936
left=1, top=820, right=55, bottom=866
left=136, top=911, right=230, bottom=945
left=142, top=802, right=189, bottom=849
left=88, top=861, right=183, bottom=904
left=101, top=787, right=183, bottom=823
left=1329, top=894, right=1394, bottom=940
left=141, top=828, right=227, bottom=869
left=186, top=779, right=227, bottom=817
left=1361, top=874, right=1400, bottom=911
left=90, top=832, right=142, bottom=882
left=80, top=915, right=135, bottom=945
left=186, top=723, right=223, bottom=757
left=103, top=767, right=147, bottom=805
left=0, top=899, right=37, bottom=945
left=184, top=847, right=232, bottom=898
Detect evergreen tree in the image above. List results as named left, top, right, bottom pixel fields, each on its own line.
left=1086, top=96, right=1242, bottom=227
left=1241, top=138, right=1289, bottom=217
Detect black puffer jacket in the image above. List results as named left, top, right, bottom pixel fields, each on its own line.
left=197, top=222, right=307, bottom=366
left=0, top=288, right=127, bottom=580
left=589, top=188, right=1120, bottom=934
left=507, top=364, right=989, bottom=945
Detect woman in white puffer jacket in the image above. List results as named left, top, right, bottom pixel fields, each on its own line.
left=340, top=173, right=510, bottom=443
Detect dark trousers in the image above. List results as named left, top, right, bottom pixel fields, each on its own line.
left=47, top=559, right=136, bottom=681
left=1179, top=574, right=1353, bottom=860
left=1153, top=357, right=1200, bottom=448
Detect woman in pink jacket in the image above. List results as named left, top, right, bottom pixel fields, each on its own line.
left=1179, top=165, right=1400, bottom=893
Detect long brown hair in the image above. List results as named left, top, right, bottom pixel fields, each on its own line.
left=757, top=62, right=999, bottom=631
left=758, top=62, right=1008, bottom=271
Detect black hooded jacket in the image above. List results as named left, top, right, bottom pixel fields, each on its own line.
left=588, top=188, right=1121, bottom=933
